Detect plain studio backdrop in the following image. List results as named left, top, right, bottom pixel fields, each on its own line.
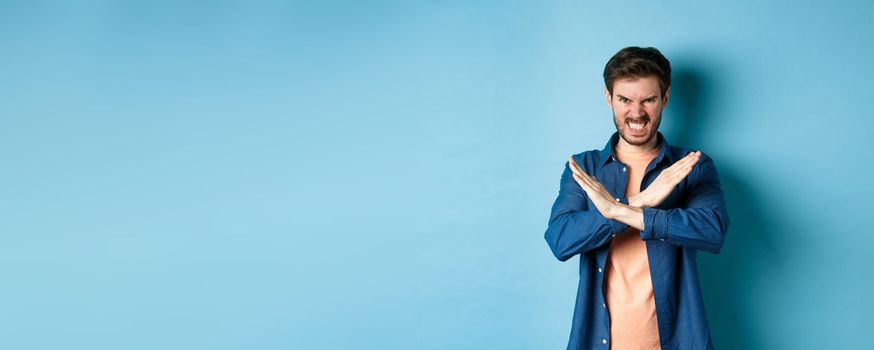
left=1, top=1, right=872, bottom=349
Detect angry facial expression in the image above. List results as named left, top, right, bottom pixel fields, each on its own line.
left=605, top=75, right=669, bottom=148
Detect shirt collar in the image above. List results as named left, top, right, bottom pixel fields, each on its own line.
left=598, top=131, right=675, bottom=168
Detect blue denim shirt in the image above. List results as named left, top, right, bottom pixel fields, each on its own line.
left=544, top=132, right=729, bottom=350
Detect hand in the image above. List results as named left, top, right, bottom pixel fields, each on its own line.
left=568, top=156, right=622, bottom=219
left=629, top=151, right=701, bottom=208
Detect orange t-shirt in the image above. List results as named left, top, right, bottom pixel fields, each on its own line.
left=604, top=145, right=661, bottom=350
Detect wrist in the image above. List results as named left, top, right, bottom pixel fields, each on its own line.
left=611, top=203, right=645, bottom=231
left=606, top=202, right=629, bottom=220
left=628, top=194, right=647, bottom=208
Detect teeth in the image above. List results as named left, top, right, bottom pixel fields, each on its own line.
left=629, top=122, right=645, bottom=130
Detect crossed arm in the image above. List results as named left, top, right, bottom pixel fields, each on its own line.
left=545, top=151, right=729, bottom=261
left=566, top=151, right=701, bottom=231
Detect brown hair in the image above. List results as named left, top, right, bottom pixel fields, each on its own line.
left=603, top=46, right=671, bottom=97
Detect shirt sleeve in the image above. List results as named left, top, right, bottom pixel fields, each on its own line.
left=638, top=153, right=730, bottom=254
left=544, top=160, right=629, bottom=261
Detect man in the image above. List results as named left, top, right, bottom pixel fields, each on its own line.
left=544, top=47, right=729, bottom=350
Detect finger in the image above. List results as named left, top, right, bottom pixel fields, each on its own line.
left=595, top=183, right=611, bottom=196
left=568, top=157, right=582, bottom=176
left=674, top=151, right=700, bottom=168
left=648, top=151, right=703, bottom=189
left=657, top=155, right=696, bottom=184
left=668, top=156, right=700, bottom=183
left=677, top=152, right=701, bottom=173
left=572, top=173, right=592, bottom=192
left=576, top=165, right=601, bottom=186
left=573, top=169, right=601, bottom=190
left=573, top=171, right=595, bottom=190
left=568, top=156, right=587, bottom=175
left=690, top=151, right=702, bottom=163
left=666, top=151, right=700, bottom=173
left=581, top=171, right=607, bottom=192
left=568, top=157, right=594, bottom=182
left=663, top=157, right=687, bottom=175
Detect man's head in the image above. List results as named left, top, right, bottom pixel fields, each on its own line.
left=603, top=47, right=671, bottom=148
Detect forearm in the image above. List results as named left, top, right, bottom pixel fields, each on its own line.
left=608, top=203, right=645, bottom=231
left=639, top=206, right=728, bottom=253
left=545, top=208, right=628, bottom=261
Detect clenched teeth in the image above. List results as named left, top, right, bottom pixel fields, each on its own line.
left=629, top=122, right=646, bottom=130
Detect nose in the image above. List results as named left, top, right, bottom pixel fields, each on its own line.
left=629, top=102, right=646, bottom=118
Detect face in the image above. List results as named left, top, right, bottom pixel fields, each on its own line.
left=605, top=75, right=669, bottom=148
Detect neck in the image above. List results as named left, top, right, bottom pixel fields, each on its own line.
left=615, top=134, right=660, bottom=154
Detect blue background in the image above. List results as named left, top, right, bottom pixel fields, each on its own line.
left=2, top=1, right=872, bottom=349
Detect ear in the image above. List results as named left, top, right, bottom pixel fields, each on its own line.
left=662, top=86, right=670, bottom=108
left=604, top=86, right=612, bottom=108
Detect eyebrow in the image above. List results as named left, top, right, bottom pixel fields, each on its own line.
left=616, top=94, right=659, bottom=101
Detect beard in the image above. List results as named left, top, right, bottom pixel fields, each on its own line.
left=613, top=111, right=661, bottom=146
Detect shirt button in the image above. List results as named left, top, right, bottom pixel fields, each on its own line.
left=598, top=267, right=602, bottom=273
left=602, top=303, right=606, bottom=308
left=602, top=339, right=608, bottom=344
left=660, top=238, right=665, bottom=241
left=612, top=234, right=616, bottom=238
left=622, top=167, right=626, bottom=172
